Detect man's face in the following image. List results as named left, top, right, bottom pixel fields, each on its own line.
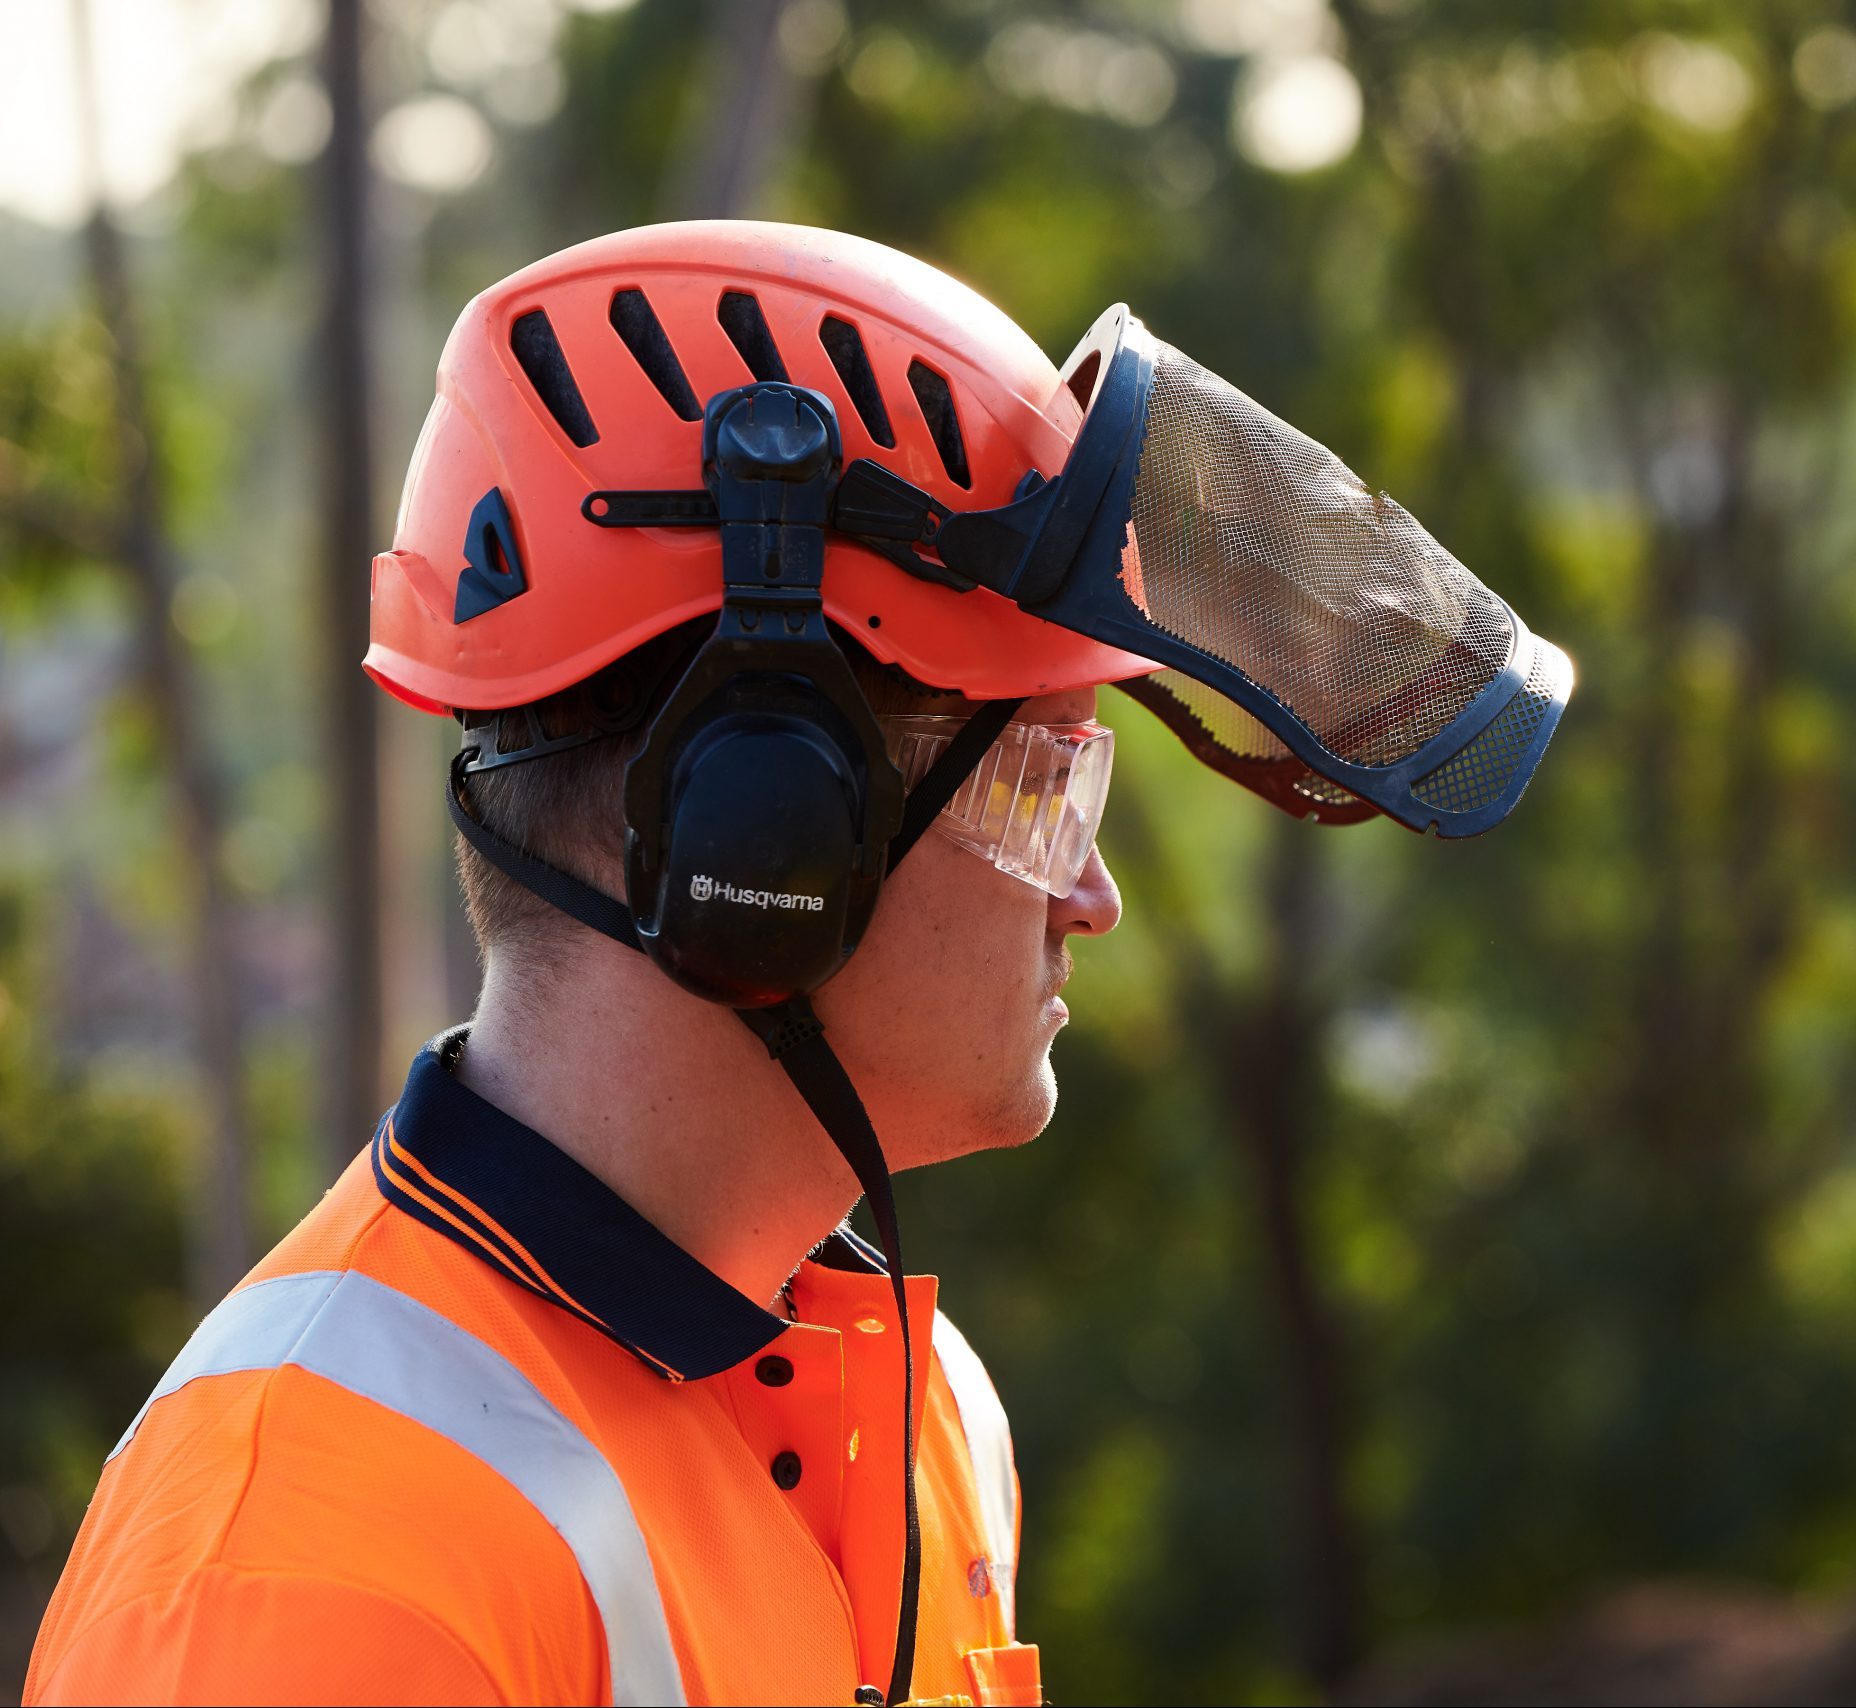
left=815, top=686, right=1122, bottom=1170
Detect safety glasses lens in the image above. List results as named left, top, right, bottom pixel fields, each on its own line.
left=883, top=718, right=1114, bottom=898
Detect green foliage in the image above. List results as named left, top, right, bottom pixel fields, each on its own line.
left=13, top=0, right=1856, bottom=1700
left=0, top=885, right=188, bottom=1626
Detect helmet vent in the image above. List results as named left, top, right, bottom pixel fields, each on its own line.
left=819, top=316, right=895, bottom=448
left=510, top=309, right=599, bottom=447
left=717, top=290, right=789, bottom=382
left=906, top=359, right=970, bottom=489
left=610, top=287, right=702, bottom=421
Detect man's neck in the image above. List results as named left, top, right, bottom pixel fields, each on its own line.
left=453, top=948, right=860, bottom=1310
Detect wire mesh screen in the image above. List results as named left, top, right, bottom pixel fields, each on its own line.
left=1409, top=637, right=1569, bottom=816
left=1122, top=345, right=1514, bottom=769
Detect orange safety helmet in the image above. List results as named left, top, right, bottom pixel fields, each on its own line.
left=365, top=221, right=1157, bottom=715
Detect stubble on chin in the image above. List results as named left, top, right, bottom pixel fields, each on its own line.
left=975, top=1039, right=1062, bottom=1156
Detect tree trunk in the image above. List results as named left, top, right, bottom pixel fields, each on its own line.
left=663, top=0, right=809, bottom=219
left=1192, top=827, right=1361, bottom=1688
left=70, top=0, right=251, bottom=1305
left=319, top=0, right=386, bottom=1170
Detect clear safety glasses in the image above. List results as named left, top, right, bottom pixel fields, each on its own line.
left=882, top=716, right=1114, bottom=899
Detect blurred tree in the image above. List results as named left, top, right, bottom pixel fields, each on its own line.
left=0, top=0, right=258, bottom=1309
left=318, top=0, right=388, bottom=1173
left=665, top=0, right=815, bottom=219
left=0, top=879, right=189, bottom=1692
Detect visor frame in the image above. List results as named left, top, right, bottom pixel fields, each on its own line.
left=991, top=307, right=1570, bottom=839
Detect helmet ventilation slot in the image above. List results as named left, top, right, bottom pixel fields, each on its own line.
left=610, top=287, right=702, bottom=421
left=819, top=316, right=896, bottom=448
left=509, top=309, right=599, bottom=447
left=717, top=290, right=790, bottom=382
left=906, top=359, right=970, bottom=488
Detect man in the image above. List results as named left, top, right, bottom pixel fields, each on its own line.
left=26, top=222, right=1569, bottom=1706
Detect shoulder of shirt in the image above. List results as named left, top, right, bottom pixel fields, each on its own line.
left=931, top=1307, right=1013, bottom=1417
left=41, top=1177, right=611, bottom=1704
left=28, top=1563, right=505, bottom=1706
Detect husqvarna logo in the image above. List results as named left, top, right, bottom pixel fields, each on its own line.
left=689, top=873, right=824, bottom=913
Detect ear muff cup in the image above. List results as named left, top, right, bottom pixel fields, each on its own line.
left=626, top=682, right=884, bottom=1007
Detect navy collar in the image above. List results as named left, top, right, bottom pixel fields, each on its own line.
left=372, top=1028, right=885, bottom=1381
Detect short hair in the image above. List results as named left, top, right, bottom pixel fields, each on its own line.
left=454, top=622, right=950, bottom=971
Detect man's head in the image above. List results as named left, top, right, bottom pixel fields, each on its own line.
left=455, top=628, right=1120, bottom=1167
left=370, top=222, right=1153, bottom=1166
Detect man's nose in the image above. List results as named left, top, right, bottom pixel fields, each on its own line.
left=1050, top=846, right=1121, bottom=938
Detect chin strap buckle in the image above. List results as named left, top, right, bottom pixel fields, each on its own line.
left=738, top=998, right=827, bottom=1061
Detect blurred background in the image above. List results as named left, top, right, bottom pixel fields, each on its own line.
left=5, top=0, right=1856, bottom=1701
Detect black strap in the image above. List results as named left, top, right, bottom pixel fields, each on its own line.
left=887, top=696, right=1023, bottom=871
left=447, top=751, right=641, bottom=950
left=738, top=998, right=922, bottom=1706
left=581, top=488, right=718, bottom=527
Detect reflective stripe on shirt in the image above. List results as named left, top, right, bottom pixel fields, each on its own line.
left=112, top=1268, right=686, bottom=1707
left=932, top=1311, right=1019, bottom=1634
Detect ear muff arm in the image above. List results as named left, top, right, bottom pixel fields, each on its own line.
left=585, top=451, right=1100, bottom=610
left=580, top=489, right=718, bottom=526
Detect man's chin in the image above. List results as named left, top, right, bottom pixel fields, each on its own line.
left=886, top=1061, right=1059, bottom=1172
left=975, top=1058, right=1061, bottom=1155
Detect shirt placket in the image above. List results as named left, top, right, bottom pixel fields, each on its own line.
left=720, top=1320, right=848, bottom=1568
left=791, top=1264, right=941, bottom=1691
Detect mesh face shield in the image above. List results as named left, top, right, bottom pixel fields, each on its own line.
left=846, top=305, right=1573, bottom=837
left=1111, top=339, right=1569, bottom=827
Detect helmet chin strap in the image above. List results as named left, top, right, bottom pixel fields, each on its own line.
left=446, top=693, right=1022, bottom=1708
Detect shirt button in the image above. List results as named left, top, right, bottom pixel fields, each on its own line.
left=755, top=1354, right=795, bottom=1387
left=771, top=1450, right=803, bottom=1490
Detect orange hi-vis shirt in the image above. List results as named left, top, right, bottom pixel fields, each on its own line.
left=26, top=1031, right=1040, bottom=1707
